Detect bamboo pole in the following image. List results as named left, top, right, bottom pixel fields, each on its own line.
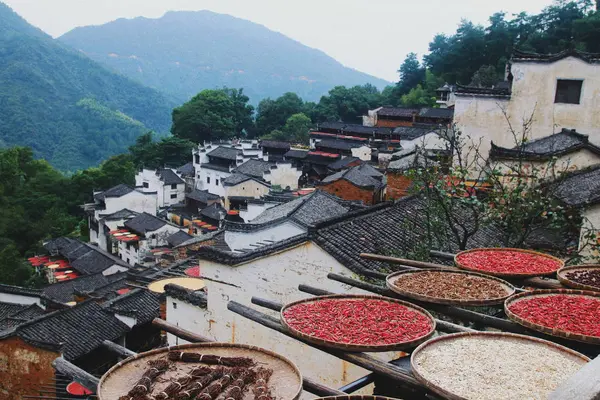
left=52, top=358, right=99, bottom=394
left=101, top=340, right=137, bottom=358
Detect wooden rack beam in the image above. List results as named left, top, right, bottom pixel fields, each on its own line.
left=295, top=286, right=475, bottom=334
left=226, top=300, right=439, bottom=399
left=150, top=318, right=346, bottom=397
left=101, top=340, right=136, bottom=358
left=52, top=358, right=99, bottom=395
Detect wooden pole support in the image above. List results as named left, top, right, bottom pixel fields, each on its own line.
left=52, top=358, right=99, bottom=394
left=101, top=340, right=136, bottom=358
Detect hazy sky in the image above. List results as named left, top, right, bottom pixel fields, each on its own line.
left=4, top=0, right=553, bottom=81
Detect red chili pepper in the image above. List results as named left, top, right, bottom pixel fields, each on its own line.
left=508, top=295, right=600, bottom=337
left=283, top=299, right=432, bottom=345
left=457, top=250, right=561, bottom=274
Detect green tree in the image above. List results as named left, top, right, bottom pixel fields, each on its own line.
left=255, top=92, right=305, bottom=136
left=470, top=65, right=501, bottom=87
left=313, top=84, right=383, bottom=123
left=262, top=113, right=312, bottom=144
left=129, top=133, right=195, bottom=169
left=171, top=88, right=253, bottom=143
left=397, top=53, right=426, bottom=95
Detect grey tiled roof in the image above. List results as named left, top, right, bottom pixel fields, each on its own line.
left=125, top=212, right=168, bottom=234
left=164, top=284, right=207, bottom=308
left=377, top=107, right=420, bottom=117
left=261, top=140, right=291, bottom=150
left=43, top=272, right=127, bottom=303
left=393, top=125, right=439, bottom=141
left=0, top=303, right=29, bottom=321
left=167, top=231, right=194, bottom=247
left=322, top=165, right=384, bottom=189
left=99, top=209, right=139, bottom=221
left=512, top=49, right=600, bottom=64
left=104, top=289, right=161, bottom=325
left=0, top=304, right=45, bottom=331
left=284, top=149, right=309, bottom=159
left=455, top=85, right=511, bottom=98
left=94, top=184, right=135, bottom=201
left=44, top=238, right=130, bottom=275
left=250, top=191, right=351, bottom=227
left=1, top=300, right=130, bottom=361
left=207, top=146, right=240, bottom=161
left=200, top=203, right=226, bottom=221
left=159, top=169, right=185, bottom=185
left=419, top=108, right=454, bottom=119
left=316, top=140, right=364, bottom=151
left=314, top=196, right=505, bottom=275
left=186, top=189, right=220, bottom=203
left=490, top=129, right=600, bottom=160
left=234, top=159, right=274, bottom=179
left=223, top=173, right=254, bottom=186
left=0, top=284, right=42, bottom=298
left=552, top=166, right=600, bottom=207
left=69, top=248, right=120, bottom=275
left=328, top=157, right=361, bottom=171
left=177, top=162, right=195, bottom=177
left=388, top=149, right=440, bottom=172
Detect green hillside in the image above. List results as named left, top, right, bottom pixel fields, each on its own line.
left=59, top=10, right=390, bottom=104
left=0, top=2, right=175, bottom=171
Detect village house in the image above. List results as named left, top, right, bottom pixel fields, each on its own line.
left=363, top=107, right=454, bottom=128
left=435, top=83, right=457, bottom=108
left=194, top=146, right=241, bottom=196
left=260, top=140, right=291, bottom=161
left=135, top=168, right=186, bottom=208
left=234, top=158, right=302, bottom=191
left=43, top=237, right=130, bottom=282
left=386, top=148, right=441, bottom=200
left=184, top=189, right=222, bottom=215
left=223, top=173, right=271, bottom=210
left=489, top=128, right=600, bottom=178
left=313, top=139, right=372, bottom=161
left=453, top=49, right=600, bottom=160
left=115, top=213, right=185, bottom=266
left=0, top=285, right=47, bottom=333
left=166, top=196, right=503, bottom=390
left=85, top=184, right=158, bottom=250
left=42, top=271, right=128, bottom=305
left=319, top=164, right=386, bottom=205
left=176, top=162, right=196, bottom=191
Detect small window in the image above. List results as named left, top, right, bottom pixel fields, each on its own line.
left=194, top=155, right=200, bottom=164
left=143, top=182, right=149, bottom=188
left=207, top=177, right=211, bottom=184
left=173, top=302, right=178, bottom=309
left=170, top=194, right=177, bottom=199
left=555, top=79, right=582, bottom=104
left=216, top=179, right=219, bottom=186
left=171, top=184, right=177, bottom=189
left=126, top=258, right=130, bottom=264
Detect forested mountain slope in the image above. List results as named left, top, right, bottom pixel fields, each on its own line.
left=0, top=2, right=175, bottom=171
left=59, top=10, right=389, bottom=104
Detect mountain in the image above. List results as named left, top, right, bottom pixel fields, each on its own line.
left=0, top=2, right=175, bottom=171
left=59, top=11, right=390, bottom=104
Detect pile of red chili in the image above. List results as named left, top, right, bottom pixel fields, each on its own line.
left=508, top=294, right=600, bottom=337
left=282, top=298, right=433, bottom=345
left=456, top=250, right=561, bottom=275
left=565, top=269, right=600, bottom=289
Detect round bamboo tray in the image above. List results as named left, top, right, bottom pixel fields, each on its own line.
left=280, top=294, right=436, bottom=352
left=505, top=289, right=600, bottom=344
left=315, top=397, right=400, bottom=400
left=557, top=264, right=600, bottom=291
left=97, top=342, right=303, bottom=400
left=454, top=247, right=564, bottom=278
left=411, top=331, right=590, bottom=400
left=386, top=269, right=516, bottom=306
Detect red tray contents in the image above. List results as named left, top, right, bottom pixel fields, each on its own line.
left=507, top=294, right=600, bottom=338
left=283, top=298, right=433, bottom=346
left=456, top=249, right=562, bottom=275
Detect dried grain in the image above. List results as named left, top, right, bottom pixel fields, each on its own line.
left=413, top=335, right=586, bottom=400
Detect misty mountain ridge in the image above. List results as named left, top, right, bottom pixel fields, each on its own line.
left=0, top=2, right=175, bottom=171
left=59, top=10, right=389, bottom=103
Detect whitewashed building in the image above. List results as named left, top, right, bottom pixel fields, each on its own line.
left=166, top=196, right=504, bottom=391
left=136, top=169, right=186, bottom=208
left=117, top=213, right=185, bottom=266
left=454, top=49, right=600, bottom=160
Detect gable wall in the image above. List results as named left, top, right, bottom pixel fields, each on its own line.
left=320, top=179, right=375, bottom=205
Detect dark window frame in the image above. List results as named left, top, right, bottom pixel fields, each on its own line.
left=143, top=182, right=149, bottom=188
left=171, top=183, right=177, bottom=189
left=555, top=79, right=583, bottom=104
left=170, top=193, right=177, bottom=199
left=207, top=176, right=211, bottom=184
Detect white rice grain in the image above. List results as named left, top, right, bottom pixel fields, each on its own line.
left=412, top=335, right=586, bottom=400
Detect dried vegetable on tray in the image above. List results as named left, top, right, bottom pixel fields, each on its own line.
left=168, top=351, right=255, bottom=367
left=455, top=248, right=563, bottom=277
left=250, top=368, right=274, bottom=400
left=505, top=290, right=600, bottom=343
left=558, top=265, right=600, bottom=291
left=281, top=295, right=435, bottom=351
left=119, top=359, right=170, bottom=400
left=386, top=270, right=514, bottom=305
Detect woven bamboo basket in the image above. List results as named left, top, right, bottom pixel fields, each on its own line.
left=386, top=269, right=516, bottom=306
left=557, top=264, right=600, bottom=291
left=504, top=289, right=600, bottom=344
left=280, top=294, right=436, bottom=352
left=454, top=247, right=564, bottom=278
left=410, top=331, right=590, bottom=400
left=97, top=342, right=303, bottom=400
left=315, top=396, right=400, bottom=400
